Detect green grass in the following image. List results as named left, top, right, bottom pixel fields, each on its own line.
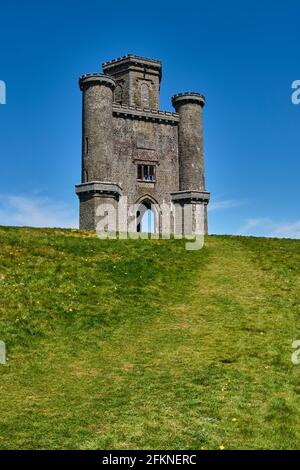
left=0, top=226, right=300, bottom=450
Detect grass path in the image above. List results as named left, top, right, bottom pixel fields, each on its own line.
left=0, top=228, right=300, bottom=449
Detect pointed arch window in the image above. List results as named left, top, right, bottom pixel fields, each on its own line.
left=114, top=84, right=123, bottom=104
left=141, top=83, right=150, bottom=108
left=136, top=197, right=159, bottom=234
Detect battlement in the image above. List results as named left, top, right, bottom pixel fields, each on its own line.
left=103, top=53, right=161, bottom=65
left=112, top=103, right=179, bottom=124
left=103, top=54, right=161, bottom=70
left=172, top=92, right=206, bottom=108
left=79, top=73, right=116, bottom=91
left=102, top=55, right=162, bottom=79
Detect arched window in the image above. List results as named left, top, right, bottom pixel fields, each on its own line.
left=141, top=208, right=155, bottom=234
left=114, top=85, right=123, bottom=104
left=141, top=83, right=150, bottom=108
left=136, top=197, right=160, bottom=235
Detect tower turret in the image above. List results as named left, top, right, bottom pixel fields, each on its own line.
left=172, top=93, right=206, bottom=191
left=76, top=73, right=122, bottom=230
left=103, top=55, right=162, bottom=110
left=79, top=73, right=116, bottom=182
left=171, top=92, right=210, bottom=235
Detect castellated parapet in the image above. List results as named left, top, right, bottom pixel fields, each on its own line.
left=76, top=55, right=210, bottom=235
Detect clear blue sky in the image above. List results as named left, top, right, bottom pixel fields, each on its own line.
left=0, top=0, right=299, bottom=237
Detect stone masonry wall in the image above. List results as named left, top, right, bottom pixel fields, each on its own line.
left=110, top=115, right=179, bottom=206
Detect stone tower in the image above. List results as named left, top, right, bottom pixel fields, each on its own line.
left=76, top=55, right=210, bottom=236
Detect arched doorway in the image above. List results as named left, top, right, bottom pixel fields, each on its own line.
left=136, top=196, right=160, bottom=235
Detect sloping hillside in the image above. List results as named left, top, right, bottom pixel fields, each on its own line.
left=0, top=227, right=300, bottom=450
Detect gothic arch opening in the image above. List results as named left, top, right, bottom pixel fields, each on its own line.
left=114, top=84, right=123, bottom=104
left=136, top=196, right=160, bottom=234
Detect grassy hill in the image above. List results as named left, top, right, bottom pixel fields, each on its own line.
left=0, top=226, right=300, bottom=450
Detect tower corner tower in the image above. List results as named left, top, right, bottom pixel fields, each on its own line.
left=76, top=73, right=122, bottom=230
left=171, top=92, right=210, bottom=235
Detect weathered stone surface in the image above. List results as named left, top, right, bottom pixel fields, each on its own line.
left=172, top=93, right=206, bottom=192
left=103, top=55, right=162, bottom=110
left=80, top=74, right=116, bottom=183
left=76, top=55, right=211, bottom=234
